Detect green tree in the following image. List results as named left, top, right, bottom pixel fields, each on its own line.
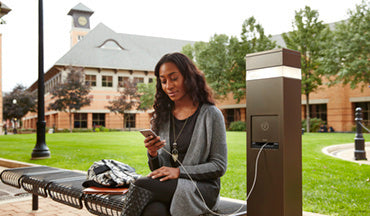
left=282, top=6, right=332, bottom=132
left=48, top=67, right=91, bottom=132
left=137, top=81, right=156, bottom=110
left=106, top=79, right=141, bottom=130
left=183, top=17, right=276, bottom=102
left=3, top=84, right=36, bottom=123
left=321, top=0, right=370, bottom=90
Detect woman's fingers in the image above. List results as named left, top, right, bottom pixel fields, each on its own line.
left=144, top=136, right=166, bottom=157
left=147, top=167, right=179, bottom=181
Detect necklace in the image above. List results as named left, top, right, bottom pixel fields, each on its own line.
left=171, top=115, right=189, bottom=162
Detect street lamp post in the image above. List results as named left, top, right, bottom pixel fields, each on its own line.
left=31, top=0, right=50, bottom=159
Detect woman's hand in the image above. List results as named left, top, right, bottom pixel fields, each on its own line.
left=144, top=135, right=166, bottom=157
left=148, top=166, right=180, bottom=181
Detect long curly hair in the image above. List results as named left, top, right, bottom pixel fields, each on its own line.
left=151, top=52, right=215, bottom=133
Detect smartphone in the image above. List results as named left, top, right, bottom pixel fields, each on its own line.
left=139, top=129, right=158, bottom=138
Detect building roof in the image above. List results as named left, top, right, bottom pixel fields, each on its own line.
left=55, top=23, right=194, bottom=71
left=271, top=34, right=286, bottom=48
left=67, top=3, right=94, bottom=15
left=0, top=1, right=11, bottom=17
left=29, top=23, right=194, bottom=91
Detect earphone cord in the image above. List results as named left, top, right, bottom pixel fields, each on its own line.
left=161, top=142, right=268, bottom=216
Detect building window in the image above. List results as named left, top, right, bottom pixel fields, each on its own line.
left=74, top=113, right=87, bottom=128
left=133, top=77, right=144, bottom=86
left=85, top=75, right=96, bottom=86
left=78, top=35, right=84, bottom=41
left=353, top=102, right=370, bottom=126
left=303, top=104, right=327, bottom=122
left=125, top=114, right=136, bottom=128
left=118, top=76, right=130, bottom=88
left=102, top=76, right=113, bottom=87
left=93, top=113, right=105, bottom=127
left=226, top=109, right=241, bottom=128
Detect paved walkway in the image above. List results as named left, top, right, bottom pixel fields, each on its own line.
left=0, top=142, right=368, bottom=216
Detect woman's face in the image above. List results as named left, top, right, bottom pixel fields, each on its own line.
left=159, top=62, right=188, bottom=103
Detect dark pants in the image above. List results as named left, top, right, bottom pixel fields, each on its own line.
left=134, top=177, right=178, bottom=216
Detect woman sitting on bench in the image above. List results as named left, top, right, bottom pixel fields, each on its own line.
left=122, top=52, right=228, bottom=216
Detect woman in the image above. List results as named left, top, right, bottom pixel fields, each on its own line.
left=123, top=52, right=227, bottom=216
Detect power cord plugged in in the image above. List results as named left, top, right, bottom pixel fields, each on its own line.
left=162, top=142, right=268, bottom=216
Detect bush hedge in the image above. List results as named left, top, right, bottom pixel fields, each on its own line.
left=228, top=121, right=246, bottom=131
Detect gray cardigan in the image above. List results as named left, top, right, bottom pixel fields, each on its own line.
left=148, top=104, right=228, bottom=216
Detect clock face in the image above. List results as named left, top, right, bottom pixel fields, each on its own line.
left=78, top=16, right=88, bottom=27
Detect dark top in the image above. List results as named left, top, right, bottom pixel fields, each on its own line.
left=170, top=105, right=201, bottom=166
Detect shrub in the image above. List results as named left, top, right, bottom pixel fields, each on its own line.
left=228, top=121, right=246, bottom=131
left=101, top=127, right=109, bottom=132
left=72, top=128, right=93, bottom=133
left=301, top=118, right=325, bottom=132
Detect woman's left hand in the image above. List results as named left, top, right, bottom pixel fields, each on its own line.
left=148, top=166, right=180, bottom=182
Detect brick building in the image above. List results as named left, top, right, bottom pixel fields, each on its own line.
left=22, top=3, right=369, bottom=132
left=22, top=3, right=193, bottom=131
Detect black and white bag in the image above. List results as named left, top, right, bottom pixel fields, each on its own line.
left=82, top=159, right=142, bottom=188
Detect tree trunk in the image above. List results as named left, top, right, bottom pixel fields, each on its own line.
left=306, top=93, right=310, bottom=133
left=69, top=111, right=73, bottom=133
left=123, top=114, right=126, bottom=130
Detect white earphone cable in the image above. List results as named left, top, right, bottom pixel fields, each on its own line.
left=161, top=142, right=268, bottom=216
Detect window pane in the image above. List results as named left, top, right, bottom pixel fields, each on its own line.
left=102, top=76, right=113, bottom=87
left=118, top=76, right=130, bottom=88
left=74, top=113, right=87, bottom=128
left=125, top=114, right=136, bottom=128
left=354, top=102, right=370, bottom=126
left=85, top=75, right=96, bottom=87
left=304, top=104, right=327, bottom=122
left=133, top=77, right=144, bottom=87
left=93, top=113, right=105, bottom=127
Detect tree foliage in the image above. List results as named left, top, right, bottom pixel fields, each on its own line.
left=321, top=0, right=370, bottom=90
left=48, top=66, right=91, bottom=132
left=182, top=17, right=276, bottom=102
left=3, top=84, right=36, bottom=121
left=282, top=6, right=332, bottom=132
left=137, top=80, right=156, bottom=110
left=106, top=79, right=141, bottom=128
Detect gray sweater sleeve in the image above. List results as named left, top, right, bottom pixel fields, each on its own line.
left=178, top=105, right=228, bottom=181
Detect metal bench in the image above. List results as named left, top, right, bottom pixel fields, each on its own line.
left=0, top=166, right=246, bottom=216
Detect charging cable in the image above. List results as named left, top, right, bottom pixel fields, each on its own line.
left=246, top=142, right=268, bottom=201
left=160, top=142, right=268, bottom=216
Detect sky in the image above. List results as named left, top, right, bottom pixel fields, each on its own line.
left=0, top=0, right=364, bottom=93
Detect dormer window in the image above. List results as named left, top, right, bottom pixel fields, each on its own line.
left=98, top=39, right=124, bottom=50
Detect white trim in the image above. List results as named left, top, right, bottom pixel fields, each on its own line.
left=349, top=97, right=370, bottom=103
left=218, top=104, right=246, bottom=109
left=246, top=66, right=301, bottom=81
left=301, top=99, right=329, bottom=105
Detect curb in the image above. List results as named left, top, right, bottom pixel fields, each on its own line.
left=0, top=158, right=39, bottom=168
left=322, top=143, right=370, bottom=165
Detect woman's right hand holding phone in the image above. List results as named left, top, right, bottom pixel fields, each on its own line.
left=144, top=135, right=166, bottom=157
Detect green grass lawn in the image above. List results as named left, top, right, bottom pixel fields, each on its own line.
left=0, top=132, right=369, bottom=215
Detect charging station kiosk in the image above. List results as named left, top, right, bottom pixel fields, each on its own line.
left=246, top=48, right=302, bottom=216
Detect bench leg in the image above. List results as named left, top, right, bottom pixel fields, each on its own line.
left=32, top=194, right=38, bottom=211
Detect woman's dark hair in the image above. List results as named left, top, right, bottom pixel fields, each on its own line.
left=151, top=52, right=215, bottom=133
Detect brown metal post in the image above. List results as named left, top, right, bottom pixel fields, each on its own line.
left=246, top=48, right=302, bottom=216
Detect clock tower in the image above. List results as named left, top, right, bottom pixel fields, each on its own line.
left=67, top=3, right=94, bottom=47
